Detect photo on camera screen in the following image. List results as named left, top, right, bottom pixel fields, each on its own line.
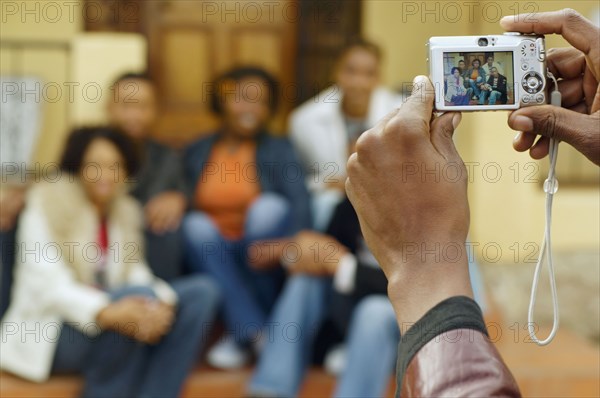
left=443, top=51, right=514, bottom=106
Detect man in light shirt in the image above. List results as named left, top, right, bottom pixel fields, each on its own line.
left=482, top=54, right=505, bottom=76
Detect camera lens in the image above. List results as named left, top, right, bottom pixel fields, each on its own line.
left=478, top=38, right=489, bottom=47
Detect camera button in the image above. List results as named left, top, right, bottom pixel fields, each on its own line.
left=536, top=38, right=546, bottom=61
left=536, top=94, right=545, bottom=104
left=522, top=63, right=529, bottom=71
left=523, top=95, right=531, bottom=104
left=527, top=76, right=540, bottom=89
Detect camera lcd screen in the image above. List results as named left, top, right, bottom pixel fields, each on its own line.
left=443, top=51, right=514, bottom=106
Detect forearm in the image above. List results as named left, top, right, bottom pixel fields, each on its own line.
left=384, top=241, right=473, bottom=328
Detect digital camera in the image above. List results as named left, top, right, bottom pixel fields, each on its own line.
left=428, top=33, right=547, bottom=111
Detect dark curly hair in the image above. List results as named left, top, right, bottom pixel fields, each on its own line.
left=60, top=126, right=140, bottom=177
left=210, top=66, right=279, bottom=115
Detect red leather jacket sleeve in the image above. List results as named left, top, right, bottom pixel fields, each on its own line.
left=395, top=296, right=521, bottom=397
left=401, top=329, right=520, bottom=397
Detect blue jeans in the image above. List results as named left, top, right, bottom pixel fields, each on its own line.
left=334, top=295, right=399, bottom=398
left=144, top=227, right=183, bottom=282
left=183, top=193, right=291, bottom=343
left=249, top=275, right=331, bottom=397
left=479, top=89, right=502, bottom=105
left=467, top=76, right=484, bottom=98
left=51, top=275, right=220, bottom=398
left=249, top=277, right=399, bottom=398
left=250, top=265, right=486, bottom=397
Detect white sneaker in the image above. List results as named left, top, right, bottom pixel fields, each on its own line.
left=207, top=339, right=251, bottom=370
left=324, top=344, right=347, bottom=376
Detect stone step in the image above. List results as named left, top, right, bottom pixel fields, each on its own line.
left=1, top=327, right=597, bottom=397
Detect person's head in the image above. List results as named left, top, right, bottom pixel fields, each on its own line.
left=458, top=60, right=466, bottom=70
left=107, top=72, right=157, bottom=140
left=211, top=67, right=279, bottom=138
left=334, top=38, right=382, bottom=113
left=490, top=67, right=499, bottom=77
left=487, top=56, right=494, bottom=66
left=472, top=59, right=481, bottom=68
left=60, top=127, right=139, bottom=210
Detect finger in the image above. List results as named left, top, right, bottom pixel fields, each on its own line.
left=353, top=109, right=399, bottom=164
left=530, top=136, right=551, bottom=160
left=377, top=76, right=436, bottom=147
left=429, top=112, right=461, bottom=159
left=145, top=206, right=160, bottom=229
left=513, top=131, right=537, bottom=152
left=547, top=48, right=586, bottom=80
left=397, top=76, right=435, bottom=130
left=345, top=156, right=359, bottom=201
left=557, top=77, right=585, bottom=108
left=568, top=101, right=588, bottom=114
left=126, top=295, right=151, bottom=303
left=509, top=105, right=588, bottom=141
left=585, top=69, right=600, bottom=113
left=164, top=213, right=181, bottom=232
left=509, top=106, right=600, bottom=165
left=169, top=215, right=182, bottom=231
left=154, top=213, right=170, bottom=233
left=150, top=212, right=168, bottom=234
left=361, top=107, right=401, bottom=138
left=144, top=200, right=157, bottom=218
left=500, top=9, right=599, bottom=58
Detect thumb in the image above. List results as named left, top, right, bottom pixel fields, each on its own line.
left=509, top=106, right=600, bottom=166
left=430, top=112, right=462, bottom=159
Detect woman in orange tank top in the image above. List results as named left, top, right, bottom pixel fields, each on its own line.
left=183, top=67, right=312, bottom=369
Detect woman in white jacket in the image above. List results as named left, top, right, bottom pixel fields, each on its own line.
left=445, top=67, right=474, bottom=105
left=1, top=127, right=220, bottom=398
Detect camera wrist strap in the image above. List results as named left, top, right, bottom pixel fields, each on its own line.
left=527, top=72, right=561, bottom=346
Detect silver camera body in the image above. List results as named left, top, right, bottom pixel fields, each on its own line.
left=429, top=33, right=547, bottom=111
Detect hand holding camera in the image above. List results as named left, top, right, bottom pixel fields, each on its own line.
left=346, top=77, right=471, bottom=326
left=502, top=9, right=600, bottom=166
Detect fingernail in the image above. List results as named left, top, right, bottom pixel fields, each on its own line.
left=513, top=132, right=522, bottom=142
left=411, top=75, right=430, bottom=94
left=511, top=115, right=533, bottom=132
left=452, top=113, right=462, bottom=129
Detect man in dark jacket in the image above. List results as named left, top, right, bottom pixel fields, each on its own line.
left=479, top=67, right=508, bottom=105
left=108, top=73, right=189, bottom=281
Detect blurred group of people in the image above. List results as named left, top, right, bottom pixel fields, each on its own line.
left=0, top=38, right=485, bottom=398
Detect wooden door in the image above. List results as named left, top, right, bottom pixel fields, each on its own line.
left=84, top=0, right=362, bottom=146
left=143, top=1, right=298, bottom=144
